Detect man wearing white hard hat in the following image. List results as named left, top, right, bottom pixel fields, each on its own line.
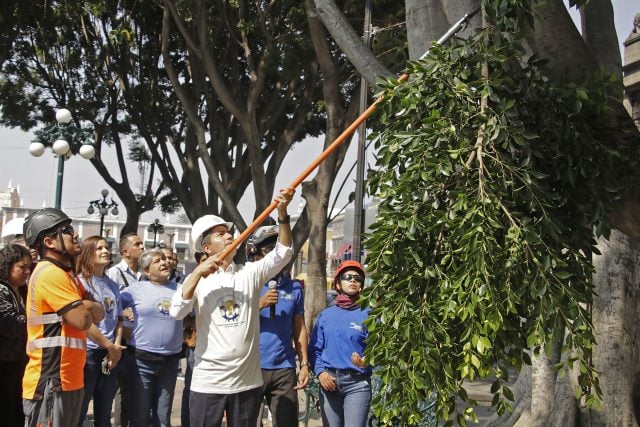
left=2, top=217, right=38, bottom=262
left=170, top=188, right=294, bottom=427
left=2, top=217, right=26, bottom=244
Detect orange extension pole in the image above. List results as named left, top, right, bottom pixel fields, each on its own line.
left=218, top=8, right=480, bottom=260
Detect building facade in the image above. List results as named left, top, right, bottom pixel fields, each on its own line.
left=0, top=188, right=194, bottom=274
left=623, top=13, right=640, bottom=127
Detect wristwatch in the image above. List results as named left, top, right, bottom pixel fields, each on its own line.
left=278, top=215, right=291, bottom=224
left=300, top=361, right=310, bottom=368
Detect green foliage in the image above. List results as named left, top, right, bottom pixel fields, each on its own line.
left=362, top=1, right=640, bottom=425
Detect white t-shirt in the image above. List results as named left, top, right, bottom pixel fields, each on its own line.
left=169, top=242, right=292, bottom=394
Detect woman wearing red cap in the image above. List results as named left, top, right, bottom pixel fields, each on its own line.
left=308, top=260, right=371, bottom=427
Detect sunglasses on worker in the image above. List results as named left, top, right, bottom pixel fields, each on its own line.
left=46, top=224, right=74, bottom=238
left=341, top=273, right=363, bottom=283
left=60, top=224, right=75, bottom=236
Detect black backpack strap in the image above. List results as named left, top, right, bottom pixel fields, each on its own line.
left=117, top=267, right=130, bottom=288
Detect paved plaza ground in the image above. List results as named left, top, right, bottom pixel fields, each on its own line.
left=83, top=367, right=324, bottom=426
left=83, top=362, right=501, bottom=426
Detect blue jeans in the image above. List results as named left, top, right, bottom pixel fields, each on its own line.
left=78, top=348, right=119, bottom=427
left=181, top=346, right=195, bottom=427
left=126, top=351, right=179, bottom=427
left=320, top=369, right=371, bottom=427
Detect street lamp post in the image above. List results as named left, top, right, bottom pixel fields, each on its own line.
left=87, top=189, right=119, bottom=237
left=29, top=108, right=96, bottom=209
left=148, top=219, right=164, bottom=248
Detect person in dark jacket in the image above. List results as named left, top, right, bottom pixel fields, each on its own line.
left=0, top=244, right=32, bottom=426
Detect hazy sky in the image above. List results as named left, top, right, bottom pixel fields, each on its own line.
left=0, top=1, right=637, bottom=223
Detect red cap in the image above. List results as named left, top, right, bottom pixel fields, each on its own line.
left=333, top=260, right=365, bottom=290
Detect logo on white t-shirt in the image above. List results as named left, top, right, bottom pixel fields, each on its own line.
left=218, top=298, right=240, bottom=322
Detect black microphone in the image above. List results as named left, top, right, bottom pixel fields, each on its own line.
left=269, top=280, right=277, bottom=319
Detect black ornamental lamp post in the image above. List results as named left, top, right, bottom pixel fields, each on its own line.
left=87, top=189, right=119, bottom=237
left=29, top=108, right=95, bottom=209
left=148, top=218, right=164, bottom=248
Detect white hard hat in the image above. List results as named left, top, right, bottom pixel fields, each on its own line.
left=2, top=217, right=25, bottom=240
left=191, top=215, right=233, bottom=248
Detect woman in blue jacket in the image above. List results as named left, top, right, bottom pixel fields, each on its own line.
left=309, top=260, right=371, bottom=427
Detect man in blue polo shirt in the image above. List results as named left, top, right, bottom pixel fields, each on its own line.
left=248, top=226, right=310, bottom=426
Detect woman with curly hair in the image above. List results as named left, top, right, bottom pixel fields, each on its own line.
left=76, top=236, right=126, bottom=427
left=0, top=243, right=32, bottom=426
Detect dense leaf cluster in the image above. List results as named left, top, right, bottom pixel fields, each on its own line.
left=362, top=3, right=640, bottom=425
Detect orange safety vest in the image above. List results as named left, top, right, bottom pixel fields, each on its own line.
left=22, top=260, right=87, bottom=399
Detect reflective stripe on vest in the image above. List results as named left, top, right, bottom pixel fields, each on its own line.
left=27, top=313, right=62, bottom=327
left=27, top=336, right=86, bottom=352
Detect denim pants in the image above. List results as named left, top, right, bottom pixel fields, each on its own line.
left=78, top=348, right=119, bottom=427
left=320, top=369, right=371, bottom=427
left=181, top=346, right=195, bottom=427
left=126, top=351, right=179, bottom=427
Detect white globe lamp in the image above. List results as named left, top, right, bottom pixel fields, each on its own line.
left=55, top=109, right=73, bottom=124
left=79, top=144, right=96, bottom=159
left=29, top=142, right=46, bottom=157
left=52, top=139, right=70, bottom=155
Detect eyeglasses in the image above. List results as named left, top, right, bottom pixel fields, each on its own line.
left=60, top=225, right=75, bottom=236
left=341, top=273, right=363, bottom=283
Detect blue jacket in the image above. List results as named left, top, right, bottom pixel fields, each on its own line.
left=309, top=305, right=371, bottom=377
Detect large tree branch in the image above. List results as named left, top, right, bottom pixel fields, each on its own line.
left=524, top=0, right=597, bottom=82
left=526, top=0, right=640, bottom=241
left=161, top=5, right=246, bottom=227
left=580, top=0, right=622, bottom=94
left=313, top=0, right=392, bottom=85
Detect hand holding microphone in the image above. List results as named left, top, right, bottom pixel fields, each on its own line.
left=268, top=280, right=278, bottom=319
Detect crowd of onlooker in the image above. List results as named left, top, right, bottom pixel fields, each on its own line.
left=0, top=188, right=374, bottom=427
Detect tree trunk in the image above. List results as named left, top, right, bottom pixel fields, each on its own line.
left=405, top=0, right=449, bottom=59
left=302, top=179, right=330, bottom=328
left=590, top=230, right=640, bottom=426
left=302, top=0, right=361, bottom=328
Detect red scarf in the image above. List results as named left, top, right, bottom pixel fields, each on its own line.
left=335, top=293, right=360, bottom=310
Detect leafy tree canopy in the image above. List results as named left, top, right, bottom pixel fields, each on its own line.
left=362, top=1, right=640, bottom=425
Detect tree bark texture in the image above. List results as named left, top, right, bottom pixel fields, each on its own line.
left=313, top=0, right=393, bottom=84
left=591, top=230, right=640, bottom=426
left=405, top=0, right=449, bottom=59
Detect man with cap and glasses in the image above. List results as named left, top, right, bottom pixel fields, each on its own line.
left=170, top=188, right=295, bottom=427
left=21, top=208, right=105, bottom=427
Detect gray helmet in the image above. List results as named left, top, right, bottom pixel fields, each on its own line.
left=24, top=208, right=71, bottom=247
left=246, top=225, right=279, bottom=259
